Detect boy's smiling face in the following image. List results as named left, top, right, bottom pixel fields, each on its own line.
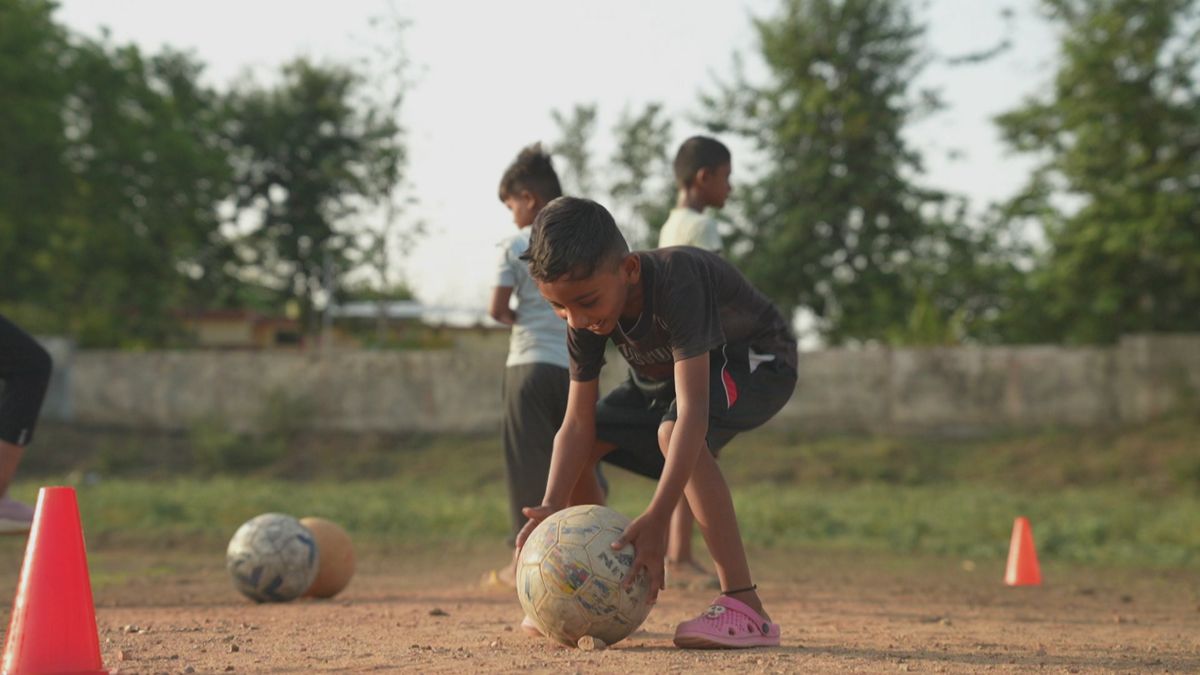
left=537, top=254, right=641, bottom=335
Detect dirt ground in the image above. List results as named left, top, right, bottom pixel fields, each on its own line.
left=0, top=544, right=1197, bottom=674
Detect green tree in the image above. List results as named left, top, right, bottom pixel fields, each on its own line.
left=703, top=0, right=947, bottom=343
left=549, top=103, right=598, bottom=197
left=550, top=102, right=675, bottom=249
left=610, top=103, right=675, bottom=249
left=357, top=11, right=423, bottom=341
left=223, top=59, right=405, bottom=334
left=889, top=201, right=1032, bottom=345
left=56, top=41, right=232, bottom=346
left=0, top=0, right=70, bottom=309
left=995, top=0, right=1200, bottom=343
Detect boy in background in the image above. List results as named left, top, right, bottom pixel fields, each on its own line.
left=657, top=135, right=731, bottom=253
left=485, top=144, right=603, bottom=588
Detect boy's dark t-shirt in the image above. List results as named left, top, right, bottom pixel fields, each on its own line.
left=568, top=247, right=797, bottom=383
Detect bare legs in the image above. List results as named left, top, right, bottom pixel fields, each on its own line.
left=0, top=441, right=24, bottom=498
left=667, top=498, right=697, bottom=562
left=658, top=421, right=767, bottom=619
left=571, top=423, right=767, bottom=620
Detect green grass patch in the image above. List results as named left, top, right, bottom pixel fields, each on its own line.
left=15, top=416, right=1200, bottom=568
left=11, top=475, right=1200, bottom=569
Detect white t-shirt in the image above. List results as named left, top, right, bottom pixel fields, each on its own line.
left=495, top=228, right=570, bottom=369
left=658, top=207, right=721, bottom=251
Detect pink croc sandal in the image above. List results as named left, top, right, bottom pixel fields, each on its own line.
left=673, top=595, right=781, bottom=649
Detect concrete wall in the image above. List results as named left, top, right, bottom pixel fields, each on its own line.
left=37, top=334, right=1200, bottom=436
left=69, top=350, right=505, bottom=434
left=38, top=337, right=75, bottom=422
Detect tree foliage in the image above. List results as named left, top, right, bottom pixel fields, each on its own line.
left=223, top=59, right=405, bottom=330
left=57, top=41, right=232, bottom=346
left=0, top=0, right=70, bottom=305
left=0, top=0, right=415, bottom=346
left=701, top=0, right=1029, bottom=345
left=610, top=103, right=675, bottom=248
left=549, top=104, right=598, bottom=198
left=996, top=0, right=1200, bottom=343
left=549, top=102, right=675, bottom=249
left=702, top=0, right=941, bottom=342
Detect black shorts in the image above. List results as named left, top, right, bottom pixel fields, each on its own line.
left=597, top=344, right=797, bottom=479
left=0, top=314, right=53, bottom=446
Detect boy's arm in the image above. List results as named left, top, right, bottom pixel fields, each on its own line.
left=515, top=377, right=600, bottom=549
left=648, top=353, right=709, bottom=518
left=612, top=353, right=709, bottom=598
left=488, top=286, right=516, bottom=325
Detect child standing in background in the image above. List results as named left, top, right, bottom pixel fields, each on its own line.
left=484, top=145, right=601, bottom=590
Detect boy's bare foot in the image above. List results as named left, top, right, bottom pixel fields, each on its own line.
left=665, top=558, right=720, bottom=590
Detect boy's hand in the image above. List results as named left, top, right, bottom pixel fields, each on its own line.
left=610, top=511, right=669, bottom=604
left=515, top=504, right=560, bottom=553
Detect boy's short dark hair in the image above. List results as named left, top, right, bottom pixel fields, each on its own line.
left=498, top=143, right=563, bottom=203
left=522, top=197, right=628, bottom=282
left=673, top=136, right=731, bottom=188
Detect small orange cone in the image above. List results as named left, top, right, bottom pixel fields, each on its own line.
left=2, top=486, right=107, bottom=674
left=1004, top=516, right=1042, bottom=586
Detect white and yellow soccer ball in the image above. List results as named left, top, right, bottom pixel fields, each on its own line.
left=226, top=513, right=319, bottom=603
left=517, top=505, right=653, bottom=647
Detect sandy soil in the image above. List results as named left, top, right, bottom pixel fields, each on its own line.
left=0, top=545, right=1198, bottom=673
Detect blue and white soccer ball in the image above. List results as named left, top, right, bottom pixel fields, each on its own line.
left=226, top=513, right=319, bottom=603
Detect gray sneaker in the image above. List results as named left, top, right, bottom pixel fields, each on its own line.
left=0, top=497, right=34, bottom=535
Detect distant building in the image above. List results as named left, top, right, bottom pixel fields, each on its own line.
left=330, top=300, right=507, bottom=350
left=177, top=302, right=509, bottom=350
left=179, top=310, right=303, bottom=349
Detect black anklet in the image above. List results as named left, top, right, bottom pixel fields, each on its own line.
left=721, top=584, right=757, bottom=595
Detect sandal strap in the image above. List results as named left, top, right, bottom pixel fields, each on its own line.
left=714, top=595, right=774, bottom=636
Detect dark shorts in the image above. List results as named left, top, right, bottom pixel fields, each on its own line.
left=597, top=344, right=797, bottom=479
left=501, top=362, right=608, bottom=545
left=501, top=362, right=568, bottom=543
left=0, top=314, right=53, bottom=446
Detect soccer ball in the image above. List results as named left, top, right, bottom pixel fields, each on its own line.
left=299, top=516, right=355, bottom=598
left=516, top=505, right=653, bottom=647
left=226, top=513, right=319, bottom=603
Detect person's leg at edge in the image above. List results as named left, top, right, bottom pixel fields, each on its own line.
left=0, top=441, right=25, bottom=499
left=658, top=421, right=768, bottom=621
left=0, top=441, right=32, bottom=530
left=0, top=317, right=52, bottom=530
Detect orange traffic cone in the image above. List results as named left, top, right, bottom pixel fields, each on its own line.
left=2, top=486, right=107, bottom=674
left=1004, top=516, right=1042, bottom=586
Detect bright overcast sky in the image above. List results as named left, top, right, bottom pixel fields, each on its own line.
left=56, top=0, right=1056, bottom=313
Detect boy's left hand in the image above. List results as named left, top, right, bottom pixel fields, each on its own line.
left=610, top=511, right=669, bottom=603
left=515, top=504, right=560, bottom=553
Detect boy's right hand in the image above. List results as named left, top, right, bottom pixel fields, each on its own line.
left=515, top=504, right=560, bottom=553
